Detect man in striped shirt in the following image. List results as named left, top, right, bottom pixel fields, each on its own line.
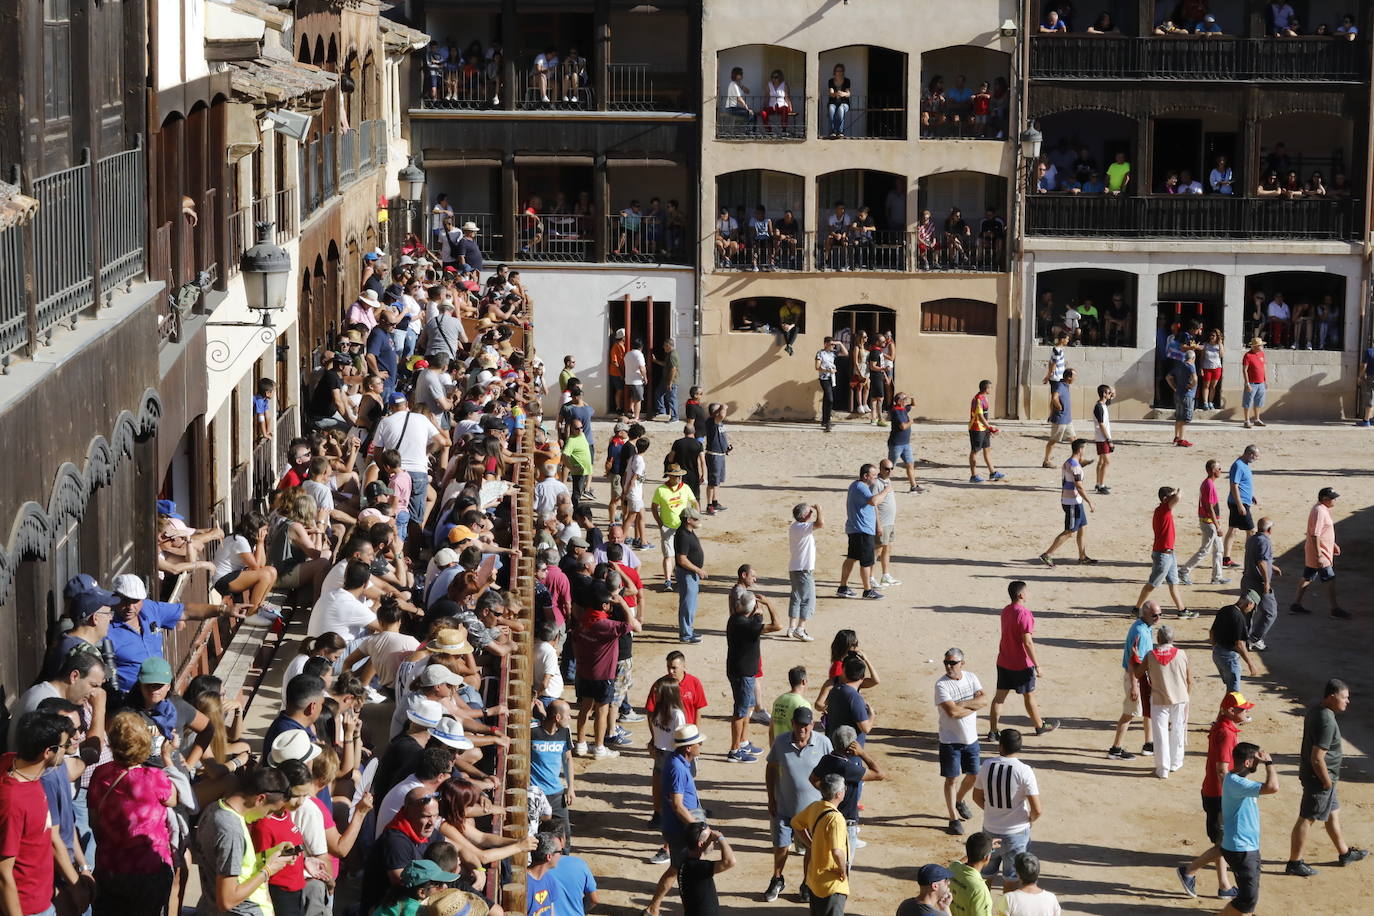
left=973, top=729, right=1042, bottom=893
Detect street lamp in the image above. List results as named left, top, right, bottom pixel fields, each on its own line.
left=398, top=155, right=426, bottom=238
left=1000, top=18, right=1018, bottom=37
left=240, top=221, right=291, bottom=326
left=1019, top=125, right=1043, bottom=165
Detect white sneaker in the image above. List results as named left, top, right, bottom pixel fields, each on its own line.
left=561, top=95, right=568, bottom=102
left=879, top=574, right=901, bottom=587
left=785, top=626, right=796, bottom=640
left=541, top=94, right=551, bottom=103
left=854, top=838, right=868, bottom=849
left=795, top=628, right=814, bottom=642
left=750, top=708, right=773, bottom=726
left=575, top=741, right=589, bottom=756
left=592, top=746, right=619, bottom=759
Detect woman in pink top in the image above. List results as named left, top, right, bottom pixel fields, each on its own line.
left=88, top=710, right=177, bottom=916
left=1293, top=487, right=1347, bottom=617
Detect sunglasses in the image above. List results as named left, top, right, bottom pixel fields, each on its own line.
left=943, top=659, right=962, bottom=666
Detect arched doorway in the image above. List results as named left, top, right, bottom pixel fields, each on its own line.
left=1154, top=269, right=1225, bottom=406
left=833, top=304, right=896, bottom=414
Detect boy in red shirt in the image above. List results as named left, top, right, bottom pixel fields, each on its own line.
left=250, top=759, right=314, bottom=916
left=645, top=651, right=709, bottom=726
left=1176, top=692, right=1254, bottom=899
left=0, top=713, right=77, bottom=916
left=1135, top=487, right=1195, bottom=618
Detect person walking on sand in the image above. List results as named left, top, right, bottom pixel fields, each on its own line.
left=1291, top=487, right=1349, bottom=619
left=1134, top=487, right=1195, bottom=619
left=1177, top=691, right=1255, bottom=902
left=935, top=647, right=987, bottom=835
left=874, top=460, right=902, bottom=589
left=1222, top=445, right=1260, bottom=569
left=1181, top=460, right=1229, bottom=587
left=1285, top=679, right=1368, bottom=877
left=988, top=580, right=1058, bottom=741
left=1038, top=439, right=1095, bottom=568
left=837, top=463, right=890, bottom=600
left=1145, top=624, right=1192, bottom=779
left=1041, top=369, right=1077, bottom=468
left=973, top=729, right=1042, bottom=893
left=1215, top=742, right=1279, bottom=916
left=888, top=393, right=926, bottom=493
left=1108, top=602, right=1158, bottom=762
left=1092, top=384, right=1115, bottom=494
left=643, top=723, right=707, bottom=916
left=1242, top=517, right=1281, bottom=651
left=786, top=504, right=823, bottom=641
left=968, top=380, right=1005, bottom=484
left=1209, top=591, right=1259, bottom=693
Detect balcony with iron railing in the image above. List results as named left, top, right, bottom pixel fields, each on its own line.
left=514, top=211, right=594, bottom=262
left=1025, top=193, right=1361, bottom=240
left=713, top=229, right=1006, bottom=273
left=606, top=214, right=690, bottom=265
left=1030, top=35, right=1370, bottom=81
left=714, top=95, right=807, bottom=140
left=0, top=142, right=147, bottom=368
left=420, top=60, right=687, bottom=113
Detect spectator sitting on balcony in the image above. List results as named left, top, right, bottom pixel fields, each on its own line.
left=1291, top=300, right=1315, bottom=350
left=775, top=209, right=801, bottom=268
left=979, top=209, right=1005, bottom=261
left=1071, top=147, right=1096, bottom=184
left=1337, top=15, right=1360, bottom=39
left=827, top=64, right=852, bottom=138
left=1269, top=1, right=1296, bottom=33
left=849, top=206, right=877, bottom=269
left=747, top=206, right=775, bottom=271
left=823, top=202, right=852, bottom=270
left=1209, top=156, right=1234, bottom=195
left=1040, top=9, right=1068, bottom=32
left=1086, top=11, right=1119, bottom=34
left=1103, top=293, right=1130, bottom=346
left=486, top=45, right=505, bottom=106
left=1196, top=14, right=1224, bottom=35
left=1082, top=171, right=1106, bottom=193
left=1154, top=18, right=1189, bottom=35
left=1076, top=299, right=1101, bottom=345
left=943, top=208, right=971, bottom=266
left=1247, top=291, right=1268, bottom=341
left=1035, top=157, right=1057, bottom=193
left=1329, top=172, right=1352, bottom=197
left=778, top=301, right=803, bottom=355
left=723, top=67, right=755, bottom=129
left=1178, top=170, right=1204, bottom=194
left=533, top=46, right=560, bottom=104
left=1161, top=172, right=1180, bottom=194
left=1281, top=170, right=1305, bottom=197
left=615, top=200, right=644, bottom=256
left=461, top=41, right=483, bottom=100
left=1317, top=294, right=1341, bottom=349
left=1257, top=170, right=1284, bottom=197
left=1062, top=302, right=1082, bottom=345
left=921, top=76, right=948, bottom=138
left=715, top=207, right=740, bottom=266
left=1106, top=151, right=1132, bottom=195
left=443, top=42, right=462, bottom=102
left=1307, top=172, right=1328, bottom=197
left=1267, top=293, right=1292, bottom=347
left=916, top=209, right=940, bottom=269
left=564, top=48, right=589, bottom=103
left=665, top=199, right=686, bottom=257
left=762, top=70, right=793, bottom=134
left=945, top=75, right=974, bottom=133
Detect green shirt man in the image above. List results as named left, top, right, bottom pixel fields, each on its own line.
left=1106, top=154, right=1131, bottom=193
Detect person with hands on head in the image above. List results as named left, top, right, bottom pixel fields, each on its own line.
left=1217, top=742, right=1279, bottom=916
left=678, top=822, right=735, bottom=916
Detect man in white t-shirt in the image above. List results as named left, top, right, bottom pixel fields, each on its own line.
left=371, top=392, right=450, bottom=529
left=623, top=340, right=649, bottom=422
left=815, top=337, right=845, bottom=433
left=306, top=560, right=376, bottom=643
left=973, top=729, right=1042, bottom=892
left=619, top=440, right=650, bottom=551
left=534, top=463, right=571, bottom=518
left=935, top=648, right=988, bottom=837
left=785, top=503, right=824, bottom=640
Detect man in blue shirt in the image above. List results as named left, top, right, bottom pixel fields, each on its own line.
left=366, top=312, right=400, bottom=400
left=644, top=724, right=705, bottom=916
left=530, top=700, right=575, bottom=845
left=1223, top=445, right=1260, bottom=568
left=837, top=464, right=890, bottom=600
left=1108, top=603, right=1159, bottom=761
left=547, top=824, right=598, bottom=915
left=1220, top=741, right=1278, bottom=916
left=107, top=573, right=235, bottom=694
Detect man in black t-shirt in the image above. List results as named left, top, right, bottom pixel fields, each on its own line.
left=308, top=357, right=354, bottom=429
left=724, top=565, right=782, bottom=762
left=668, top=425, right=706, bottom=502
left=678, top=822, right=735, bottom=916
left=1208, top=591, right=1259, bottom=693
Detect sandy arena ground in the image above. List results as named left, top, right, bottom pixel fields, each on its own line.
left=564, top=415, right=1374, bottom=916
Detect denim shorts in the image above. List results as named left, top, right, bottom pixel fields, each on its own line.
left=1242, top=382, right=1267, bottom=408
left=938, top=741, right=981, bottom=778
left=728, top=675, right=757, bottom=718
left=888, top=443, right=914, bottom=465
left=1148, top=550, right=1180, bottom=587
left=980, top=827, right=1031, bottom=881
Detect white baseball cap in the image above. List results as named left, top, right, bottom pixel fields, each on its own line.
left=418, top=665, right=465, bottom=688
left=110, top=574, right=148, bottom=601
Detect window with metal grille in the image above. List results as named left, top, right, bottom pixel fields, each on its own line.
left=43, top=0, right=72, bottom=122
left=921, top=298, right=996, bottom=335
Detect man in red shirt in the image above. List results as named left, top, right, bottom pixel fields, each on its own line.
left=1176, top=692, right=1254, bottom=899
left=1241, top=338, right=1268, bottom=429
left=646, top=651, right=710, bottom=725
left=0, top=712, right=80, bottom=916
left=1135, top=487, right=1196, bottom=619
left=987, top=580, right=1058, bottom=741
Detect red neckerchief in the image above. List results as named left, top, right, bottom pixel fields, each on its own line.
left=388, top=812, right=427, bottom=844
left=583, top=609, right=609, bottom=625
left=1153, top=645, right=1180, bottom=665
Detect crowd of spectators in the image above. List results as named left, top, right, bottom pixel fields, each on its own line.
left=1036, top=3, right=1362, bottom=38
left=421, top=40, right=596, bottom=109
left=503, top=193, right=687, bottom=262
left=920, top=74, right=1010, bottom=140
left=0, top=247, right=555, bottom=916
left=1247, top=289, right=1343, bottom=349
left=1037, top=289, right=1134, bottom=346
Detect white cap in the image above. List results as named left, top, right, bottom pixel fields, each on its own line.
left=406, top=695, right=444, bottom=728
left=110, top=574, right=148, bottom=601
left=433, top=548, right=460, bottom=567
left=418, top=665, right=465, bottom=688
left=269, top=729, right=322, bottom=765
left=428, top=716, right=475, bottom=750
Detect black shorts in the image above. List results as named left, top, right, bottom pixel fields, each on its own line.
left=1221, top=848, right=1260, bottom=913
left=1299, top=780, right=1340, bottom=821
left=575, top=677, right=616, bottom=705
left=213, top=571, right=241, bottom=596
left=995, top=665, right=1037, bottom=694
left=846, top=532, right=876, bottom=567
left=969, top=429, right=990, bottom=451
left=1202, top=793, right=1223, bottom=844
left=1227, top=501, right=1254, bottom=531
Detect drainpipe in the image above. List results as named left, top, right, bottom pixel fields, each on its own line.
left=1007, top=0, right=1031, bottom=419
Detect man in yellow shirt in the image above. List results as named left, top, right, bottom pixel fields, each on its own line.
left=949, top=832, right=994, bottom=915
left=650, top=466, right=699, bottom=589
left=790, top=773, right=850, bottom=913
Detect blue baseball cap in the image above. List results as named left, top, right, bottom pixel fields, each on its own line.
left=72, top=589, right=118, bottom=620
left=155, top=499, right=185, bottom=520
left=63, top=573, right=100, bottom=600
left=917, top=864, right=953, bottom=886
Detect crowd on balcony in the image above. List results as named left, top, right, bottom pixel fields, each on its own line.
left=1247, top=289, right=1344, bottom=349
left=422, top=38, right=597, bottom=108
left=1037, top=2, right=1363, bottom=39
left=1037, top=289, right=1134, bottom=347
left=920, top=74, right=1010, bottom=139
left=504, top=192, right=688, bottom=262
